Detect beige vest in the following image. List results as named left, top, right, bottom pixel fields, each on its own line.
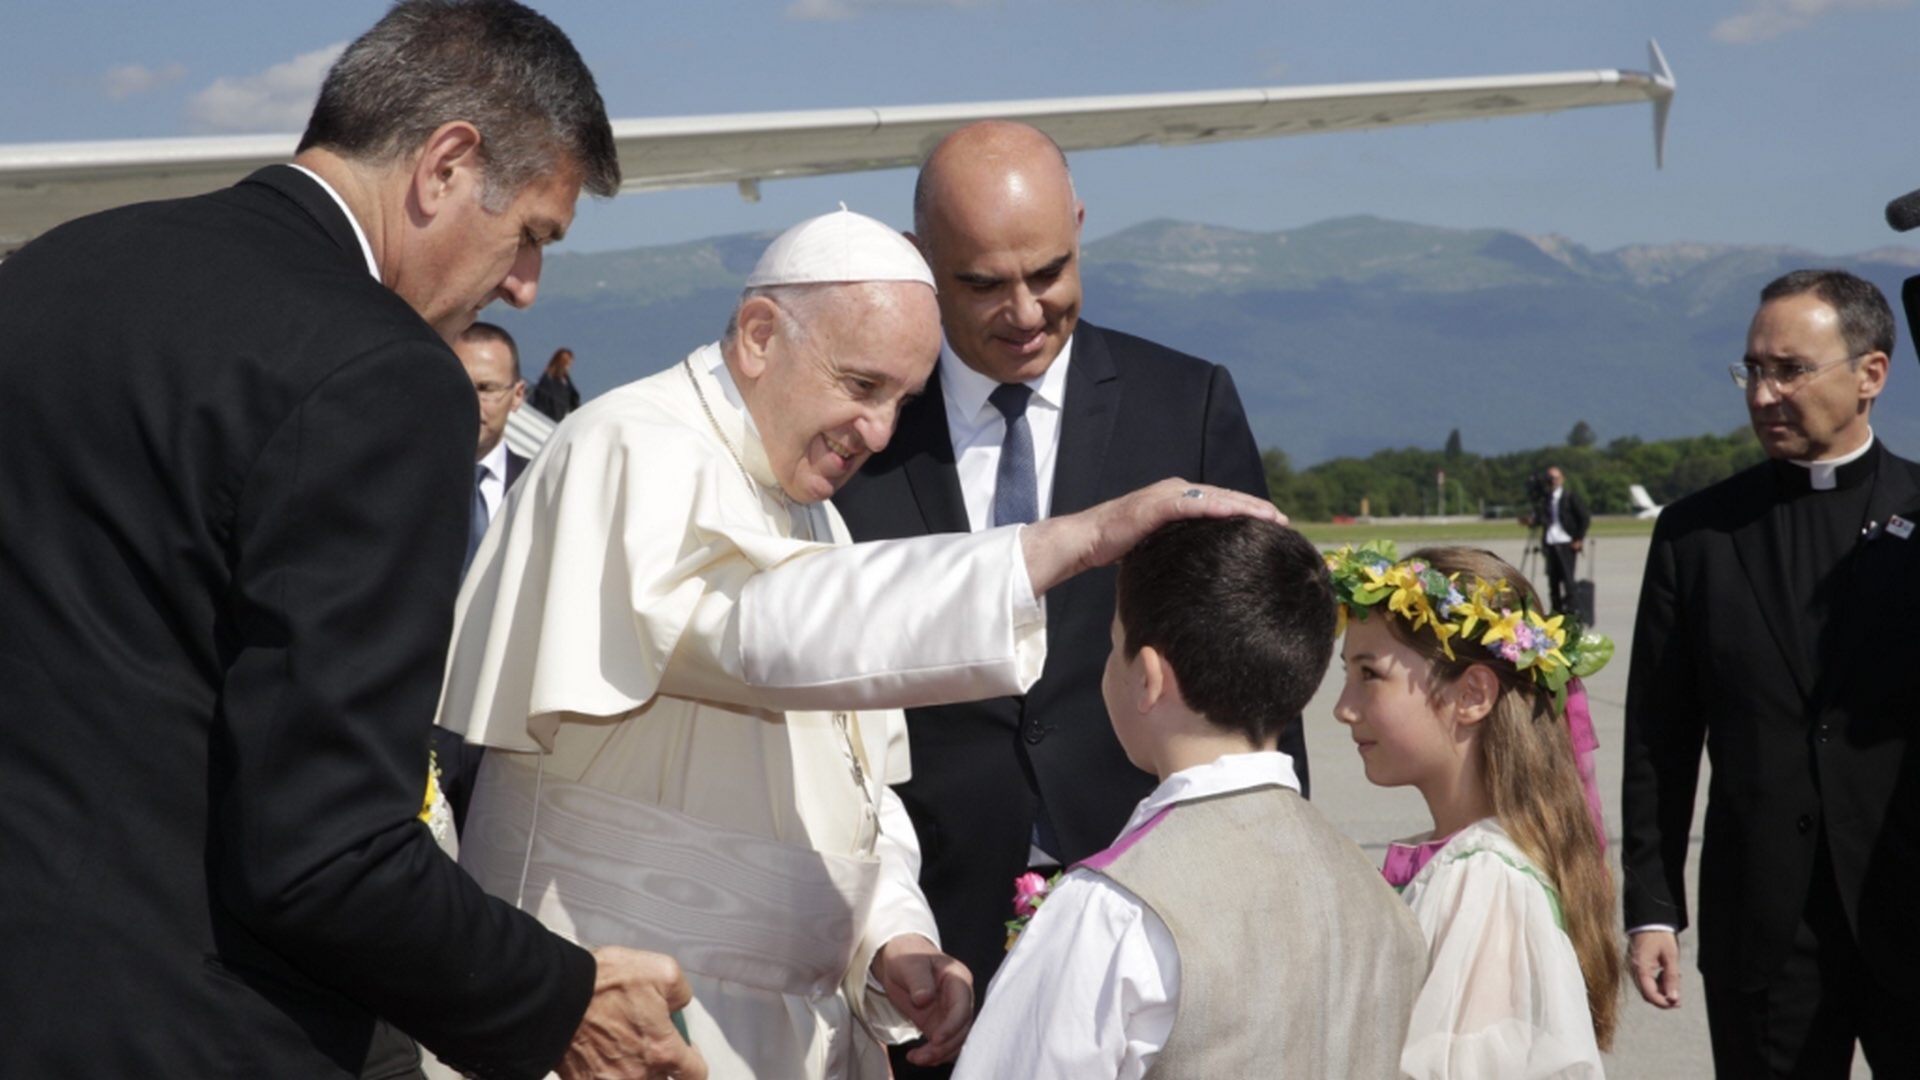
left=1094, top=786, right=1426, bottom=1079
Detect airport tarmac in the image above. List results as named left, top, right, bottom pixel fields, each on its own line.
left=1301, top=529, right=1872, bottom=1079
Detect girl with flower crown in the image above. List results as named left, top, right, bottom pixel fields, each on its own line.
left=1330, top=544, right=1622, bottom=1079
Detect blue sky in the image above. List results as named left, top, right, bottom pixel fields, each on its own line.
left=4, top=0, right=1917, bottom=257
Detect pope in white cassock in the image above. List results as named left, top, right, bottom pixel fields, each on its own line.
left=434, top=208, right=1280, bottom=1080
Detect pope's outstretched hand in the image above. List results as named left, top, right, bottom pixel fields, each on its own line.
left=1021, top=478, right=1286, bottom=595
left=872, top=934, right=974, bottom=1067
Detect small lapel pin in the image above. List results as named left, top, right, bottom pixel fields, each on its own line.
left=1888, top=514, right=1914, bottom=540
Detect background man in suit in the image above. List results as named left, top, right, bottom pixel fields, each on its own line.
left=0, top=3, right=701, bottom=1079
left=833, top=120, right=1306, bottom=1076
left=457, top=321, right=532, bottom=558
left=1540, top=464, right=1590, bottom=617
left=1622, top=269, right=1920, bottom=1076
left=437, top=321, right=532, bottom=834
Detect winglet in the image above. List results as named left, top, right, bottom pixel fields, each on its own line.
left=1647, top=39, right=1674, bottom=170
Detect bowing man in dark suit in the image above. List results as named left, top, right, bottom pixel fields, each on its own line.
left=0, top=4, right=702, bottom=1079
left=1622, top=269, right=1920, bottom=1076
left=833, top=121, right=1305, bottom=1077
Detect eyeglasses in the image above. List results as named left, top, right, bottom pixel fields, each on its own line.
left=473, top=381, right=522, bottom=399
left=1728, top=354, right=1860, bottom=394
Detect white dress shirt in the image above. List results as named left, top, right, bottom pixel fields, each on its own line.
left=475, top=439, right=509, bottom=527
left=941, top=336, right=1074, bottom=531
left=953, top=752, right=1302, bottom=1080
left=1545, top=489, right=1572, bottom=545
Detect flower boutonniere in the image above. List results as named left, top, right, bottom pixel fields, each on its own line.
left=419, top=749, right=454, bottom=846
left=1003, top=869, right=1065, bottom=951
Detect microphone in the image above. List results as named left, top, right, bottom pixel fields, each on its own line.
left=1893, top=188, right=1920, bottom=360
left=1888, top=187, right=1920, bottom=232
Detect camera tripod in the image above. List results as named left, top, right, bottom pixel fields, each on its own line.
left=1519, top=521, right=1545, bottom=587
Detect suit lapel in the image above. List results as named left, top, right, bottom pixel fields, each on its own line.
left=1824, top=445, right=1920, bottom=694
left=896, top=372, right=971, bottom=535
left=1049, top=322, right=1122, bottom=516
left=1728, top=467, right=1816, bottom=699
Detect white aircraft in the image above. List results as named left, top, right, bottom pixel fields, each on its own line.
left=0, top=42, right=1673, bottom=255
left=1628, top=483, right=1665, bottom=519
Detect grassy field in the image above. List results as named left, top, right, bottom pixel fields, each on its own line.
left=1293, top=515, right=1657, bottom=545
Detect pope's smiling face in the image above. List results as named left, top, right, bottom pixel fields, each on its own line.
left=736, top=281, right=942, bottom=504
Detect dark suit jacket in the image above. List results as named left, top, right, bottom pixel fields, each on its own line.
left=1620, top=443, right=1920, bottom=994
left=0, top=167, right=592, bottom=1079
left=833, top=320, right=1307, bottom=1002
left=1554, top=487, right=1590, bottom=543
left=529, top=372, right=580, bottom=422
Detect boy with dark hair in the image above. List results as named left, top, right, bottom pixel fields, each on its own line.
left=954, top=518, right=1426, bottom=1078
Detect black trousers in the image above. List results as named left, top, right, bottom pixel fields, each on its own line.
left=1545, top=541, right=1578, bottom=615
left=1704, top=838, right=1919, bottom=1078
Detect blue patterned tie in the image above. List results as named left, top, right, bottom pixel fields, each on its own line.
left=989, top=383, right=1037, bottom=527
left=464, top=463, right=488, bottom=575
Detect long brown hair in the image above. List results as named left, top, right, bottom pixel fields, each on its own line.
left=1389, top=546, right=1622, bottom=1050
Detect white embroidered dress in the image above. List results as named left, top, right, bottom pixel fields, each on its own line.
left=1398, top=818, right=1605, bottom=1080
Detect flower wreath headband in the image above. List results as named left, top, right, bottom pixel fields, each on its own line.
left=1324, top=540, right=1614, bottom=716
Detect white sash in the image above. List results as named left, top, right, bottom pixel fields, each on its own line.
left=461, top=754, right=881, bottom=1000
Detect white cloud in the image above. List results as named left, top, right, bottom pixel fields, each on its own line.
left=785, top=0, right=985, bottom=21
left=103, top=62, right=188, bottom=100
left=1711, top=0, right=1911, bottom=45
left=186, top=42, right=345, bottom=133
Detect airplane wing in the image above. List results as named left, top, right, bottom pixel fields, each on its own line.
left=0, top=41, right=1673, bottom=253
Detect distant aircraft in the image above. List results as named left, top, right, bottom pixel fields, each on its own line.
left=0, top=41, right=1673, bottom=255
left=1628, top=483, right=1665, bottom=519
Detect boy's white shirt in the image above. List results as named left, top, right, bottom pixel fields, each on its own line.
left=952, top=751, right=1302, bottom=1080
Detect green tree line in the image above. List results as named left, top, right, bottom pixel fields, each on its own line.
left=1265, top=424, right=1768, bottom=521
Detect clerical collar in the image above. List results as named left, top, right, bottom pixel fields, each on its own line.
left=1778, top=431, right=1876, bottom=494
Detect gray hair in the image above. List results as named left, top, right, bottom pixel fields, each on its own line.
left=296, top=0, right=619, bottom=206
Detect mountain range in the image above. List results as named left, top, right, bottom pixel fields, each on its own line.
left=490, top=215, right=1920, bottom=465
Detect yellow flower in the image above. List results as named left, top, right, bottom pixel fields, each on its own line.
left=1457, top=582, right=1504, bottom=640
left=419, top=750, right=441, bottom=824
left=1375, top=565, right=1434, bottom=629
left=1526, top=610, right=1570, bottom=669
left=1481, top=610, right=1525, bottom=649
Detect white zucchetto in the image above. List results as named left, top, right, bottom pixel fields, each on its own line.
left=745, top=204, right=934, bottom=290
